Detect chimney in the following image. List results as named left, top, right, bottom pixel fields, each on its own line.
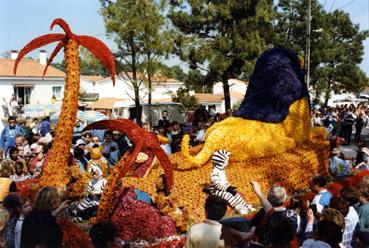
left=10, top=50, right=18, bottom=60
left=39, top=50, right=47, bottom=65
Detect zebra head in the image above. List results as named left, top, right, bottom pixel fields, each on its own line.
left=212, top=150, right=231, bottom=169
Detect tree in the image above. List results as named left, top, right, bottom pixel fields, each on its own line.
left=100, top=0, right=171, bottom=126
left=184, top=69, right=212, bottom=93
left=172, top=87, right=198, bottom=111
left=159, top=64, right=187, bottom=82
left=274, top=0, right=369, bottom=106
left=169, top=0, right=274, bottom=111
left=51, top=48, right=111, bottom=75
left=80, top=47, right=110, bottom=76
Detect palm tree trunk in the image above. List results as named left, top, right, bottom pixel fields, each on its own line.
left=40, top=39, right=80, bottom=188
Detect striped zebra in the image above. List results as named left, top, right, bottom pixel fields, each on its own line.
left=207, top=150, right=254, bottom=215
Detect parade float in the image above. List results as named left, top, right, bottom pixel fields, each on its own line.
left=123, top=48, right=332, bottom=220
left=13, top=18, right=339, bottom=247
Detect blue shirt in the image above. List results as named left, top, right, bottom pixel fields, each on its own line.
left=312, top=189, right=332, bottom=213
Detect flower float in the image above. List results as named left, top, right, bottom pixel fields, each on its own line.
left=83, top=119, right=173, bottom=221
left=13, top=18, right=115, bottom=188
left=57, top=219, right=93, bottom=248
left=110, top=187, right=176, bottom=242
left=181, top=48, right=320, bottom=167
left=125, top=48, right=331, bottom=219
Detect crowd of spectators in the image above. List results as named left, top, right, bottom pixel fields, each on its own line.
left=186, top=174, right=369, bottom=248
left=0, top=103, right=369, bottom=247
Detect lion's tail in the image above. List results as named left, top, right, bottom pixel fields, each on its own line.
left=181, top=134, right=213, bottom=167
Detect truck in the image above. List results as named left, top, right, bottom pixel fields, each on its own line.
left=128, top=102, right=186, bottom=128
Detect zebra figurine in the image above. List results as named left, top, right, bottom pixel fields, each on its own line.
left=68, top=163, right=107, bottom=222
left=206, top=150, right=254, bottom=215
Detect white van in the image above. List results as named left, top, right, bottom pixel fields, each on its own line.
left=128, top=102, right=186, bottom=127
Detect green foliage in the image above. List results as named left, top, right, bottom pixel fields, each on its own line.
left=100, top=0, right=172, bottom=124
left=172, top=87, right=199, bottom=111
left=79, top=47, right=109, bottom=76
left=274, top=0, right=369, bottom=106
left=169, top=0, right=274, bottom=110
left=185, top=69, right=212, bottom=93
left=51, top=61, right=65, bottom=72
left=158, top=64, right=187, bottom=82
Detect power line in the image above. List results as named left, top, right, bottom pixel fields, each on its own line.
left=337, top=0, right=355, bottom=10
left=329, top=0, right=336, bottom=12
left=323, top=0, right=327, bottom=9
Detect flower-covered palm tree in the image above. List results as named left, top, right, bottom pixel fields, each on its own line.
left=14, top=18, right=116, bottom=188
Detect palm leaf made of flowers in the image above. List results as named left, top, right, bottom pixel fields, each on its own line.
left=13, top=34, right=65, bottom=75
left=76, top=35, right=115, bottom=85
left=43, top=40, right=66, bottom=77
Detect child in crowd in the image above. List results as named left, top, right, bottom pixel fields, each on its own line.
left=14, top=197, right=32, bottom=248
left=68, top=164, right=107, bottom=222
left=10, top=161, right=31, bottom=183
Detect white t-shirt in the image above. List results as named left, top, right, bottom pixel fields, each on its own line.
left=14, top=217, right=24, bottom=248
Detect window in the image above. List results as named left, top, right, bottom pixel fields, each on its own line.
left=52, top=86, right=62, bottom=100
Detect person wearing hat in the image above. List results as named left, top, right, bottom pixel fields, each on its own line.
left=72, top=119, right=85, bottom=144
left=329, top=148, right=350, bottom=178
left=0, top=116, right=24, bottom=153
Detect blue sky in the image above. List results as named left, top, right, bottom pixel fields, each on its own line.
left=1, top=0, right=368, bottom=75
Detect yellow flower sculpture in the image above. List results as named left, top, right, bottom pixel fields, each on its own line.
left=125, top=48, right=331, bottom=220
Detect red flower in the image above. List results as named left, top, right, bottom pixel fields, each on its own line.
left=57, top=219, right=93, bottom=248
left=327, top=183, right=343, bottom=197
left=110, top=187, right=176, bottom=242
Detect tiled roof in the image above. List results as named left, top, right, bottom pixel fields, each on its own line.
left=99, top=72, right=182, bottom=84
left=82, top=75, right=105, bottom=82
left=0, top=58, right=65, bottom=78
left=194, top=93, right=224, bottom=103
left=86, top=97, right=129, bottom=110
left=228, top=78, right=249, bottom=85
left=230, top=91, right=245, bottom=100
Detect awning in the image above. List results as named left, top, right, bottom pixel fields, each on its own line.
left=12, top=83, right=35, bottom=87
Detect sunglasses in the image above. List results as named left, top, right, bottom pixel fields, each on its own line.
left=9, top=121, right=16, bottom=124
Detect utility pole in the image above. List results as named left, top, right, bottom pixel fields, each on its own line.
left=305, top=0, right=312, bottom=89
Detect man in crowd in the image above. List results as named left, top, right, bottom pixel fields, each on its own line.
left=112, top=131, right=131, bottom=155
left=158, top=110, right=170, bottom=130
left=357, top=183, right=369, bottom=232
left=14, top=134, right=30, bottom=157
left=309, top=174, right=332, bottom=214
left=0, top=116, right=24, bottom=153
left=39, top=116, right=51, bottom=137
left=72, top=119, right=85, bottom=144
left=101, top=131, right=120, bottom=167
left=342, top=107, right=356, bottom=145
left=185, top=195, right=228, bottom=248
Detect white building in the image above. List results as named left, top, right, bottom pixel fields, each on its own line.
left=0, top=50, right=66, bottom=106
left=83, top=73, right=184, bottom=105
left=194, top=79, right=248, bottom=113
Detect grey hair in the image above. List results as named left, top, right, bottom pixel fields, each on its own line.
left=267, top=185, right=287, bottom=207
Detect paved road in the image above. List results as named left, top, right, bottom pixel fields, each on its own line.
left=340, top=126, right=369, bottom=158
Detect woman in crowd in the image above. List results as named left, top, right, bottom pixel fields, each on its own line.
left=20, top=187, right=68, bottom=248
